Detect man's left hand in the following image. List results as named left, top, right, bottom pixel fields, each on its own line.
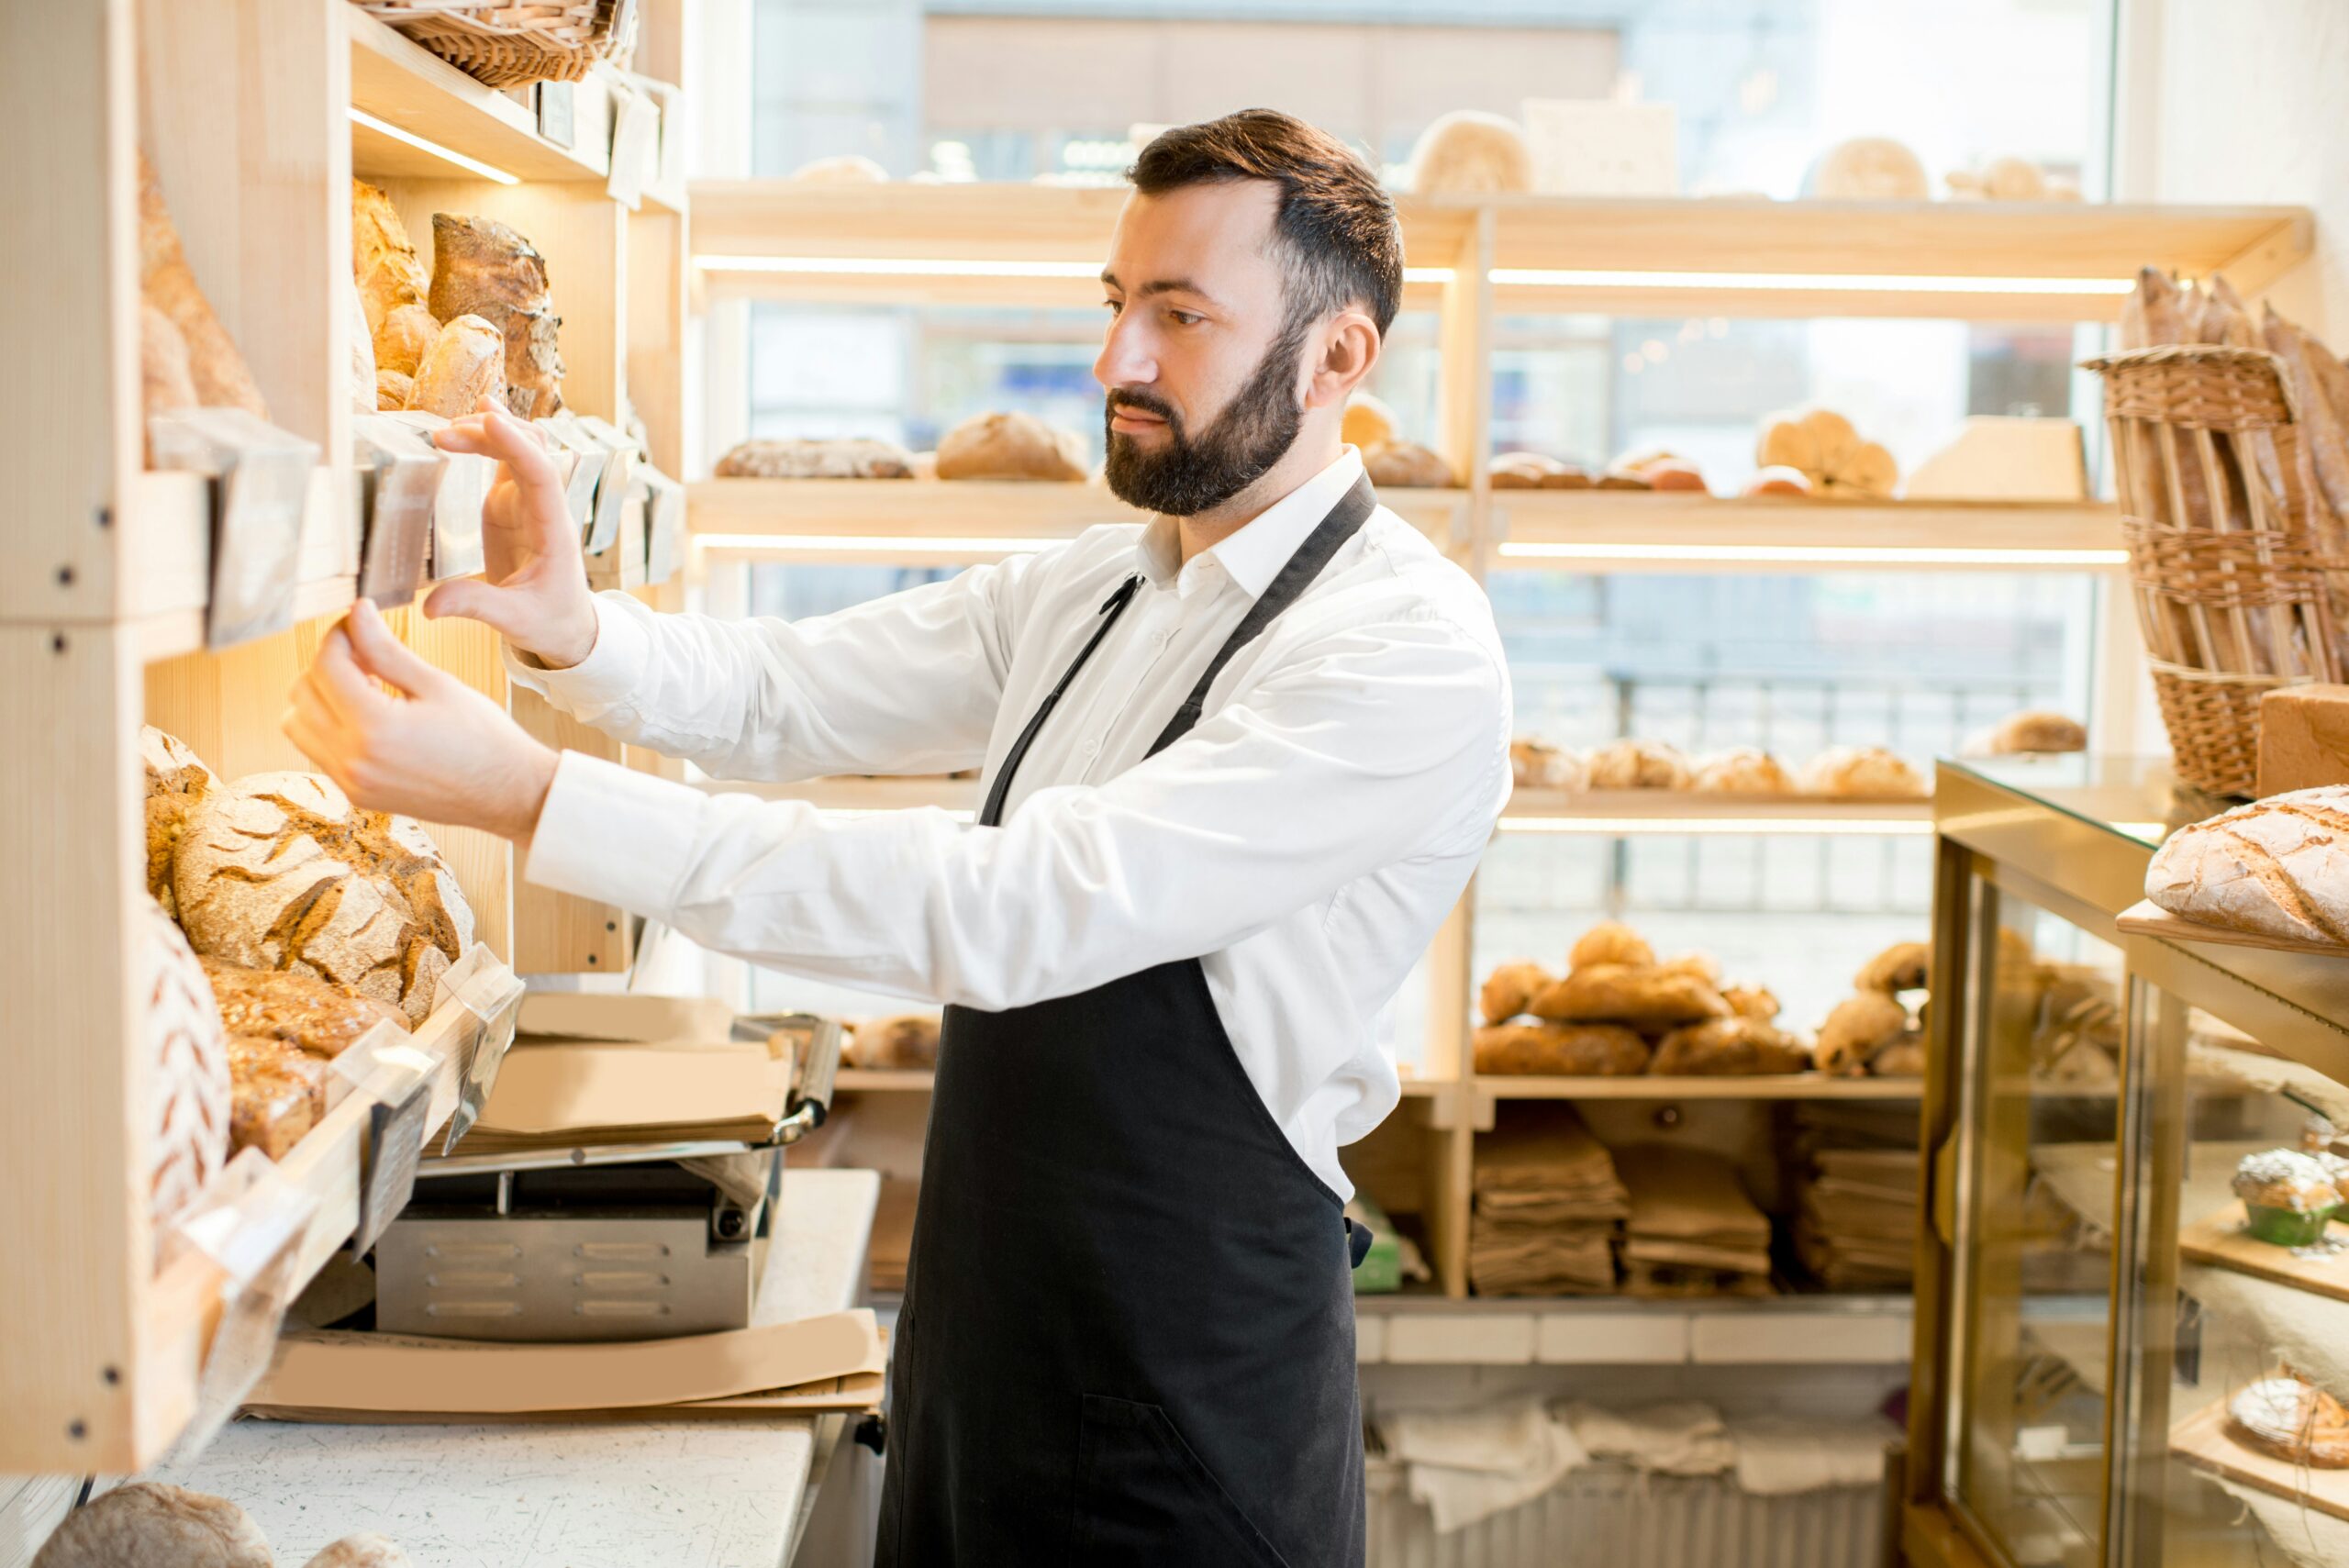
left=283, top=597, right=559, bottom=844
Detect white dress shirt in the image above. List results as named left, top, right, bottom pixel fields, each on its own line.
left=512, top=448, right=1512, bottom=1198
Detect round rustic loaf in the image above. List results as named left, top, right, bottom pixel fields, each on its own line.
left=1478, top=961, right=1553, bottom=1025
left=1406, top=111, right=1531, bottom=195
left=2146, top=787, right=2349, bottom=945
left=714, top=438, right=917, bottom=480
left=304, top=1534, right=416, bottom=1567
left=1364, top=440, right=1455, bottom=488
left=1651, top=1017, right=1810, bottom=1075
left=174, top=772, right=474, bottom=1024
left=1855, top=940, right=1932, bottom=994
left=935, top=411, right=1088, bottom=481
left=139, top=895, right=230, bottom=1233
left=1981, top=709, right=2087, bottom=755
left=31, top=1483, right=270, bottom=1568
left=142, top=725, right=216, bottom=915
left=1509, top=739, right=1586, bottom=792
left=1815, top=992, right=1910, bottom=1076
left=852, top=1013, right=941, bottom=1071
left=1585, top=739, right=1693, bottom=791
left=1570, top=920, right=1653, bottom=972
left=1798, top=745, right=1926, bottom=799
left=1808, top=136, right=1929, bottom=200
left=1691, top=747, right=1792, bottom=795
left=1342, top=394, right=1397, bottom=453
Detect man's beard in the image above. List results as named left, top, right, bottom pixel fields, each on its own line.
left=1102, top=323, right=1308, bottom=517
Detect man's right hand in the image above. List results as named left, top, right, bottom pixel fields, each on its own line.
left=421, top=397, right=600, bottom=670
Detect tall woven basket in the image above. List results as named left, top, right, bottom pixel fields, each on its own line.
left=352, top=0, right=635, bottom=89
left=2082, top=343, right=2342, bottom=797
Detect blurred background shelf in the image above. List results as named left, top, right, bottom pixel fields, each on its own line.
left=1474, top=1074, right=1921, bottom=1102
left=1353, top=1291, right=1914, bottom=1366
left=1491, top=494, right=2122, bottom=573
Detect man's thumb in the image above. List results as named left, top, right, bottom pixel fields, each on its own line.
left=422, top=577, right=521, bottom=636
left=345, top=599, right=448, bottom=698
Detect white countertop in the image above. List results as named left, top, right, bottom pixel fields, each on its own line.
left=149, top=1167, right=883, bottom=1568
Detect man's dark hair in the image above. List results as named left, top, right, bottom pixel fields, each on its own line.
left=1130, top=109, right=1403, bottom=339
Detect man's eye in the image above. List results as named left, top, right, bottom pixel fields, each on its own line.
left=1103, top=298, right=1123, bottom=316
left=1168, top=310, right=1202, bottom=327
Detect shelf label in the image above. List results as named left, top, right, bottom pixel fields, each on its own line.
left=433, top=944, right=529, bottom=1155
left=150, top=408, right=320, bottom=650
left=352, top=415, right=444, bottom=606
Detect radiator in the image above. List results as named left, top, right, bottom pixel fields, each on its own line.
left=1365, top=1457, right=1887, bottom=1568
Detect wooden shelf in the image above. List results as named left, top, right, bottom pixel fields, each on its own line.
left=347, top=6, right=612, bottom=183
left=838, top=1066, right=1457, bottom=1096
left=1353, top=1290, right=1913, bottom=1366
left=1475, top=1073, right=1922, bottom=1102
left=1492, top=492, right=2123, bottom=573
left=686, top=477, right=1464, bottom=562
left=1502, top=787, right=1930, bottom=831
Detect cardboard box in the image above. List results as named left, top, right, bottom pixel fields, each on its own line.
left=2258, top=684, right=2349, bottom=795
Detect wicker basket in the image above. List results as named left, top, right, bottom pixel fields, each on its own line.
left=2083, top=343, right=2342, bottom=796
left=353, top=0, right=635, bottom=89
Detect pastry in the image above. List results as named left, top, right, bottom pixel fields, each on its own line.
left=140, top=896, right=230, bottom=1233
left=1816, top=992, right=1910, bottom=1076
left=1509, top=739, right=1586, bottom=792
left=1722, top=984, right=1780, bottom=1021
left=352, top=180, right=430, bottom=334
left=1570, top=920, right=1654, bottom=972
left=1691, top=748, right=1792, bottom=795
left=142, top=725, right=216, bottom=914
left=935, top=411, right=1089, bottom=481
left=138, top=153, right=268, bottom=418
left=405, top=313, right=506, bottom=419
left=1757, top=408, right=1898, bottom=499
left=1657, top=951, right=1721, bottom=986
left=1342, top=394, right=1397, bottom=453
left=2228, top=1377, right=2349, bottom=1469
left=1741, top=465, right=1811, bottom=498
left=1651, top=1017, right=1810, bottom=1075
left=2233, top=1149, right=2341, bottom=1246
left=430, top=214, right=564, bottom=418
left=174, top=771, right=474, bottom=1024
left=1530, top=963, right=1731, bottom=1030
left=2145, top=787, right=2349, bottom=947
left=1798, top=746, right=1926, bottom=799
left=790, top=153, right=889, bottom=183
left=202, top=958, right=409, bottom=1059
left=28, top=1483, right=271, bottom=1568
left=1474, top=1021, right=1651, bottom=1076
left=851, top=1013, right=941, bottom=1071
left=1479, top=961, right=1553, bottom=1025
left=1363, top=439, right=1454, bottom=488
left=1404, top=111, right=1531, bottom=195
left=1808, top=136, right=1930, bottom=201
left=1585, top=739, right=1693, bottom=791
left=373, top=305, right=441, bottom=381
left=375, top=370, right=414, bottom=411
left=714, top=438, right=918, bottom=479
left=1855, top=940, right=1932, bottom=994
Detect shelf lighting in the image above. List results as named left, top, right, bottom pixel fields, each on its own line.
left=695, top=256, right=1456, bottom=284
left=1490, top=267, right=2134, bottom=297
left=1498, top=541, right=2130, bottom=568
left=1498, top=815, right=1931, bottom=837
left=348, top=108, right=520, bottom=185
left=694, top=532, right=1064, bottom=558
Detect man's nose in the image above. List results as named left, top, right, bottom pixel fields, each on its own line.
left=1095, top=311, right=1155, bottom=391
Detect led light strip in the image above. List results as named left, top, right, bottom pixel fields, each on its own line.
left=348, top=108, right=520, bottom=185
left=1498, top=815, right=1929, bottom=837
left=1498, top=541, right=2130, bottom=567
left=694, top=532, right=1064, bottom=557
left=696, top=255, right=1457, bottom=284
left=1491, top=267, right=2134, bottom=296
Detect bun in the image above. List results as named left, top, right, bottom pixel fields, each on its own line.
left=29, top=1484, right=271, bottom=1568
left=1973, top=709, right=2087, bottom=756
left=139, top=154, right=268, bottom=418
left=715, top=438, right=917, bottom=479
left=1854, top=940, right=1932, bottom=994
left=1342, top=394, right=1397, bottom=452
left=1816, top=992, right=1909, bottom=1075
left=1722, top=984, right=1780, bottom=1021
left=851, top=1014, right=941, bottom=1071
left=1610, top=448, right=1708, bottom=493
left=1529, top=963, right=1730, bottom=1030
left=1757, top=407, right=1898, bottom=499
left=1742, top=465, right=1811, bottom=497
left=1510, top=739, right=1586, bottom=792
left=1474, top=1021, right=1651, bottom=1076
left=2146, top=786, right=2349, bottom=945
left=1406, top=112, right=1531, bottom=195
left=174, top=771, right=474, bottom=1024
left=1570, top=920, right=1653, bottom=972
left=1691, top=747, right=1792, bottom=795
left=1586, top=739, right=1692, bottom=791
left=406, top=313, right=505, bottom=418
left=139, top=897, right=231, bottom=1233
left=430, top=214, right=564, bottom=418
left=1490, top=451, right=1564, bottom=489
left=1479, top=961, right=1554, bottom=1025
left=1656, top=951, right=1721, bottom=986
left=1651, top=1017, right=1810, bottom=1075
left=1799, top=745, right=1926, bottom=799
left=1364, top=440, right=1454, bottom=488
left=1809, top=137, right=1930, bottom=200
left=936, top=411, right=1088, bottom=481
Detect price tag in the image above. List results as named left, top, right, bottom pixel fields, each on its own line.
left=577, top=416, right=639, bottom=559
left=431, top=945, right=528, bottom=1155
left=539, top=81, right=576, bottom=148
left=644, top=467, right=685, bottom=585
left=159, top=1149, right=319, bottom=1462
left=606, top=78, right=657, bottom=211
left=149, top=408, right=320, bottom=649
left=351, top=415, right=445, bottom=606
left=381, top=412, right=488, bottom=579
left=539, top=412, right=609, bottom=533
left=328, top=1022, right=442, bottom=1254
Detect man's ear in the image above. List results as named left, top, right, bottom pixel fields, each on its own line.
left=1302, top=308, right=1381, bottom=412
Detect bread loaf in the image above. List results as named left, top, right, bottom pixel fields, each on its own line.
left=2145, top=786, right=2349, bottom=946
left=715, top=438, right=918, bottom=480
left=303, top=1536, right=416, bottom=1568
left=1854, top=940, right=1932, bottom=994
left=1798, top=746, right=1925, bottom=799
left=374, top=305, right=441, bottom=380
left=29, top=1483, right=271, bottom=1568
left=174, top=772, right=474, bottom=1023
left=1722, top=984, right=1779, bottom=1021
left=1363, top=440, right=1454, bottom=488
left=1479, top=961, right=1553, bottom=1025
left=1651, top=1017, right=1809, bottom=1075
left=1691, top=747, right=1792, bottom=795
left=1474, top=1021, right=1651, bottom=1076
left=405, top=313, right=506, bottom=419
left=1406, top=112, right=1532, bottom=195
left=1530, top=963, right=1730, bottom=1030
left=375, top=370, right=414, bottom=411
left=935, top=411, right=1088, bottom=481
left=852, top=1014, right=941, bottom=1071
left=1585, top=739, right=1693, bottom=791
left=1342, top=394, right=1397, bottom=453
left=1596, top=471, right=1653, bottom=491
left=142, top=725, right=216, bottom=914
left=1757, top=408, right=1898, bottom=498
left=203, top=957, right=408, bottom=1058
left=1973, top=709, right=2087, bottom=755
left=1610, top=448, right=1708, bottom=493
left=1808, top=137, right=1929, bottom=200
left=1509, top=739, right=1586, bottom=792
left=1816, top=992, right=1909, bottom=1075
left=140, top=896, right=230, bottom=1233
left=1490, top=452, right=1565, bottom=489
left=430, top=213, right=564, bottom=418
left=139, top=302, right=199, bottom=453
left=226, top=1031, right=326, bottom=1159
left=138, top=153, right=268, bottom=418
left=353, top=180, right=430, bottom=334
left=1570, top=920, right=1653, bottom=972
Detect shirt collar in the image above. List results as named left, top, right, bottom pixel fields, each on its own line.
left=1134, top=447, right=1367, bottom=598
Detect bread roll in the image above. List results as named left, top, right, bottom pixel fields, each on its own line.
left=353, top=180, right=429, bottom=334
left=1741, top=465, right=1811, bottom=498
left=140, top=302, right=198, bottom=450
left=174, top=772, right=474, bottom=1024
left=304, top=1536, right=415, bottom=1568
left=1509, top=739, right=1586, bottom=792
left=1343, top=394, right=1397, bottom=453
left=852, top=1014, right=941, bottom=1071
left=1816, top=992, right=1909, bottom=1075
left=1975, top=709, right=2087, bottom=756
left=140, top=896, right=230, bottom=1233
left=29, top=1483, right=270, bottom=1568
left=1757, top=407, right=1898, bottom=498
left=1479, top=961, right=1553, bottom=1025
left=142, top=725, right=216, bottom=914
left=374, top=305, right=441, bottom=380
left=375, top=370, right=414, bottom=411
left=2145, top=786, right=2349, bottom=946
left=1364, top=440, right=1454, bottom=488
left=1530, top=963, right=1730, bottom=1030
left=1722, top=984, right=1780, bottom=1021
left=1691, top=747, right=1792, bottom=795
left=1570, top=920, right=1654, bottom=972
left=406, top=313, right=506, bottom=419
left=1596, top=471, right=1653, bottom=491
left=1488, top=452, right=1561, bottom=489
left=431, top=214, right=565, bottom=418
left=1610, top=448, right=1708, bottom=493
left=138, top=153, right=268, bottom=418
left=715, top=438, right=918, bottom=479
left=1474, top=1021, right=1650, bottom=1076
left=1585, top=739, right=1693, bottom=791
left=1798, top=746, right=1926, bottom=799
left=1855, top=940, right=1932, bottom=994
left=935, top=411, right=1088, bottom=481
left=790, top=153, right=889, bottom=183
left=1657, top=951, right=1721, bottom=986
left=1808, top=137, right=1929, bottom=200
left=1405, top=111, right=1531, bottom=195
left=1651, top=1017, right=1810, bottom=1075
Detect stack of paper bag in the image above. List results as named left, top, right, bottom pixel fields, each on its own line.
left=1792, top=1104, right=1920, bottom=1291
left=1470, top=1106, right=1627, bottom=1296
left=1614, top=1145, right=1774, bottom=1297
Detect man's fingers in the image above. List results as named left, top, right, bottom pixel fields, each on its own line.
left=280, top=704, right=341, bottom=779
left=342, top=599, right=449, bottom=699
left=434, top=404, right=566, bottom=509
left=308, top=624, right=390, bottom=722
left=290, top=668, right=352, bottom=744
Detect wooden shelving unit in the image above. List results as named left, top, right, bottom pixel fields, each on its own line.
left=0, top=0, right=689, bottom=1472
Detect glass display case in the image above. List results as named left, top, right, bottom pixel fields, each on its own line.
left=1909, top=757, right=2349, bottom=1568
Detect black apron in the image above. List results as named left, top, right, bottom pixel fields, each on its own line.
left=877, top=478, right=1378, bottom=1568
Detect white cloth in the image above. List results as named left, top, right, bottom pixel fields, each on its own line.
left=1559, top=1400, right=1736, bottom=1477
left=1728, top=1416, right=1897, bottom=1495
left=1381, top=1397, right=1587, bottom=1533
left=511, top=448, right=1512, bottom=1197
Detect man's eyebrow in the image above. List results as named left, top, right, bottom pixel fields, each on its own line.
left=1099, top=270, right=1221, bottom=306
